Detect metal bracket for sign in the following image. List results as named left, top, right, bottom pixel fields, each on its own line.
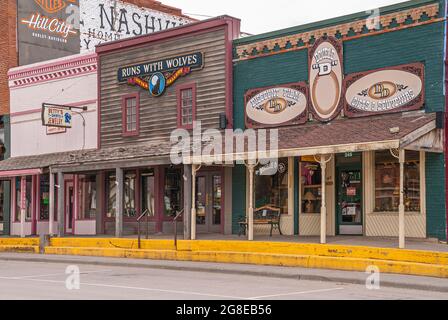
left=42, top=103, right=88, bottom=111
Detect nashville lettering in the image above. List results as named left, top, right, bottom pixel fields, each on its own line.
left=21, top=13, right=77, bottom=39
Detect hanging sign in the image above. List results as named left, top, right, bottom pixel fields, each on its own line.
left=344, top=63, right=425, bottom=117
left=245, top=83, right=308, bottom=128
left=309, top=37, right=344, bottom=122
left=41, top=106, right=73, bottom=128
left=118, top=52, right=204, bottom=97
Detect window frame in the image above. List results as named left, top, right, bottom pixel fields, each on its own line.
left=176, top=83, right=197, bottom=129
left=370, top=150, right=425, bottom=215
left=121, top=93, right=140, bottom=137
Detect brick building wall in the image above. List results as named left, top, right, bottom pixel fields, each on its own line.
left=0, top=0, right=17, bottom=116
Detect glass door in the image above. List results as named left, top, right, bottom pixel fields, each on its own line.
left=336, top=153, right=363, bottom=235
left=195, top=172, right=222, bottom=233
left=65, top=181, right=74, bottom=234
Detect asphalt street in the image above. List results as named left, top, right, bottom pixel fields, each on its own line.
left=0, top=258, right=447, bottom=300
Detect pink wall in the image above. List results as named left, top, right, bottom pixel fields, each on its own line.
left=8, top=53, right=98, bottom=157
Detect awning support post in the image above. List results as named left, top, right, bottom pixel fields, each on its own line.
left=399, top=149, right=406, bottom=249
left=191, top=164, right=202, bottom=241
left=316, top=155, right=332, bottom=245
left=247, top=164, right=256, bottom=241
left=57, top=172, right=64, bottom=237
left=49, top=172, right=55, bottom=236
left=20, top=176, right=26, bottom=238
left=115, top=168, right=124, bottom=238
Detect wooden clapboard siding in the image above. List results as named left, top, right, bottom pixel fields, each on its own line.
left=99, top=28, right=227, bottom=147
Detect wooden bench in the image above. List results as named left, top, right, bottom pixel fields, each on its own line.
left=238, top=205, right=283, bottom=237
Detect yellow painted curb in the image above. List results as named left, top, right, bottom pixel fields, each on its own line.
left=49, top=238, right=175, bottom=250
left=44, top=246, right=448, bottom=279
left=0, top=238, right=39, bottom=246
left=0, top=245, right=39, bottom=254
left=51, top=238, right=448, bottom=265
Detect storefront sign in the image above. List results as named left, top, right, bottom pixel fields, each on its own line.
left=42, top=106, right=73, bottom=128
left=46, top=126, right=67, bottom=135
left=18, top=0, right=80, bottom=65
left=245, top=83, right=308, bottom=128
left=344, top=63, right=425, bottom=117
left=119, top=52, right=204, bottom=97
left=309, top=37, right=344, bottom=122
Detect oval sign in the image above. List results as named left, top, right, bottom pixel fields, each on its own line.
left=309, top=37, right=344, bottom=122
left=344, top=63, right=424, bottom=117
left=245, top=84, right=308, bottom=127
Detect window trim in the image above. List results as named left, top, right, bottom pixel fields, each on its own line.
left=121, top=93, right=140, bottom=137
left=368, top=150, right=425, bottom=215
left=176, top=83, right=197, bottom=129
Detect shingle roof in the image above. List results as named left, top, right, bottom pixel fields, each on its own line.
left=0, top=111, right=437, bottom=173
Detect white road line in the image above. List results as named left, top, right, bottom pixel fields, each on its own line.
left=249, top=287, right=345, bottom=299
left=0, top=277, right=249, bottom=300
left=0, top=270, right=113, bottom=280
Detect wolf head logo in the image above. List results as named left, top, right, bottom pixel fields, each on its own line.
left=34, top=0, right=77, bottom=14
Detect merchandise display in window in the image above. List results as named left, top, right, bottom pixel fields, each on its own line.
left=374, top=150, right=420, bottom=212
left=300, top=160, right=322, bottom=214
left=164, top=168, right=183, bottom=217
left=255, top=159, right=289, bottom=214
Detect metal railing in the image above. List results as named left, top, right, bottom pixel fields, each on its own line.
left=137, top=209, right=150, bottom=249
left=173, top=209, right=184, bottom=249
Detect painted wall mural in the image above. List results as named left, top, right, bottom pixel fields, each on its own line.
left=80, top=0, right=192, bottom=53
left=17, top=0, right=193, bottom=65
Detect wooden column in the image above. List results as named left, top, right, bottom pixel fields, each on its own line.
left=183, top=164, right=192, bottom=240
left=49, top=172, right=55, bottom=235
left=20, top=176, right=26, bottom=238
left=320, top=160, right=327, bottom=244
left=399, top=149, right=406, bottom=249
left=57, top=172, right=64, bottom=237
left=115, top=168, right=124, bottom=238
left=247, top=165, right=255, bottom=241
left=318, top=155, right=332, bottom=244
left=191, top=164, right=198, bottom=240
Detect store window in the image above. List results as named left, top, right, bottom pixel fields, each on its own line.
left=122, top=94, right=139, bottom=136
left=177, top=84, right=196, bottom=129
left=15, top=177, right=32, bottom=222
left=254, top=159, right=289, bottom=214
left=374, top=150, right=421, bottom=213
left=300, top=159, right=322, bottom=214
left=0, top=182, right=4, bottom=223
left=106, top=174, right=116, bottom=218
left=164, top=168, right=183, bottom=217
left=141, top=170, right=155, bottom=216
left=124, top=172, right=137, bottom=218
left=39, top=175, right=50, bottom=220
left=78, top=175, right=97, bottom=220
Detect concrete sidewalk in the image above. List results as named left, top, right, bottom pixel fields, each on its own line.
left=1, top=252, right=448, bottom=293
